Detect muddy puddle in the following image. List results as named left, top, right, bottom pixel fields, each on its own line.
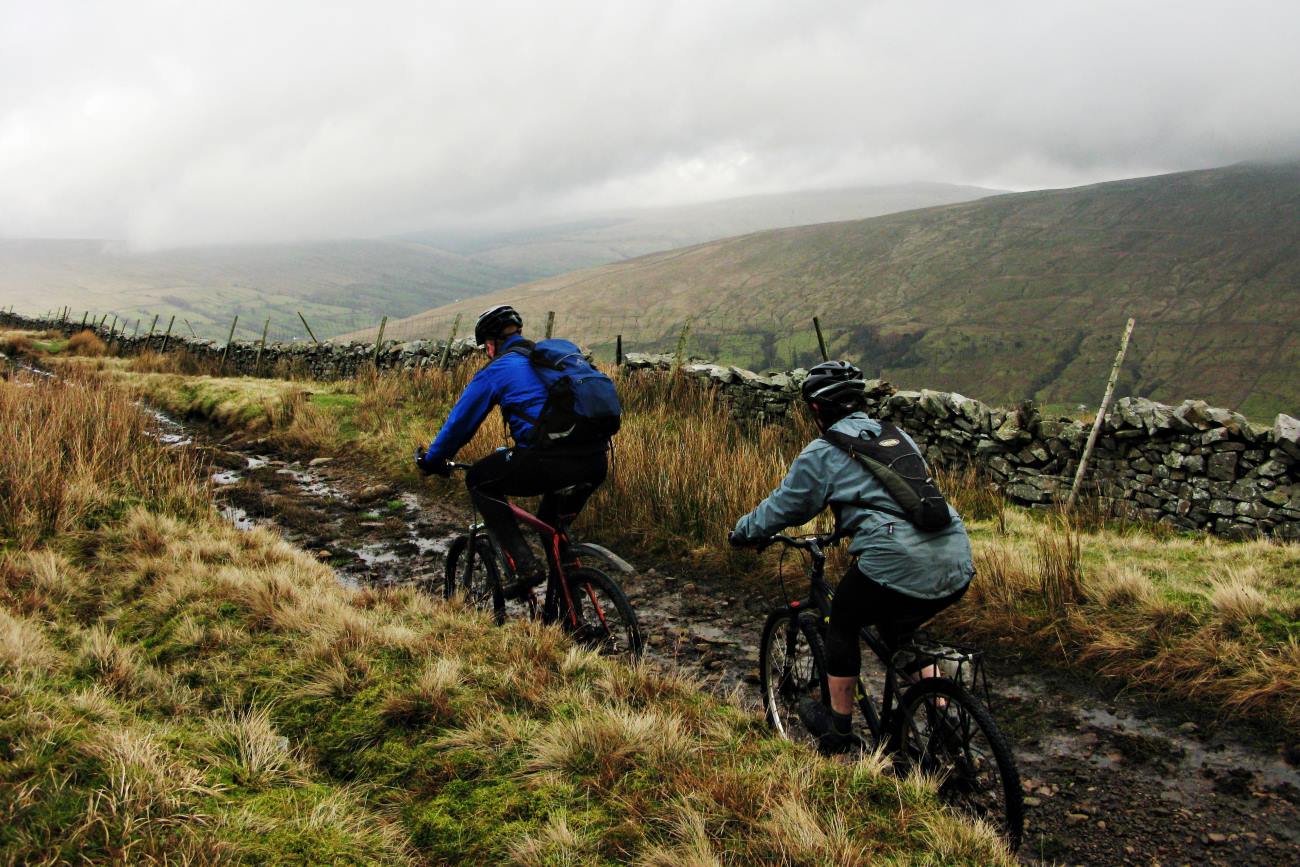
left=136, top=398, right=1299, bottom=866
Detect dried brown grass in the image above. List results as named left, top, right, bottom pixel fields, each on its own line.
left=0, top=372, right=209, bottom=547
left=66, top=329, right=107, bottom=356
left=0, top=332, right=34, bottom=354
left=127, top=348, right=218, bottom=375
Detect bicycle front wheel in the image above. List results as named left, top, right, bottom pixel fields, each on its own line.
left=563, top=567, right=643, bottom=658
left=759, top=609, right=829, bottom=744
left=444, top=534, right=505, bottom=624
left=891, top=677, right=1024, bottom=851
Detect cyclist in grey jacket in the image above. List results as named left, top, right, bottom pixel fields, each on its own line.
left=730, top=360, right=975, bottom=754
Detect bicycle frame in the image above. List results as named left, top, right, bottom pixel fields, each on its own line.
left=770, top=533, right=910, bottom=742
left=456, top=483, right=598, bottom=633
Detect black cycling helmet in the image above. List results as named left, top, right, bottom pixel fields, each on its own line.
left=474, top=304, right=523, bottom=346
left=800, top=360, right=866, bottom=412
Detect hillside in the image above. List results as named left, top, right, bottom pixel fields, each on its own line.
left=0, top=238, right=521, bottom=341
left=402, top=182, right=1000, bottom=279
left=0, top=183, right=997, bottom=342
left=372, top=162, right=1300, bottom=417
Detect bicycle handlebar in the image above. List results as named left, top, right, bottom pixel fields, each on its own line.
left=765, top=532, right=842, bottom=556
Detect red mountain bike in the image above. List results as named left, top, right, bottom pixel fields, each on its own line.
left=441, top=463, right=643, bottom=658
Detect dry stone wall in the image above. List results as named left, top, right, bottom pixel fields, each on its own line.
left=0, top=310, right=477, bottom=379
left=622, top=353, right=1300, bottom=541
left=5, top=310, right=1296, bottom=540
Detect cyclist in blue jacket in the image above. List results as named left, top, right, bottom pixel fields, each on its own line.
left=416, top=305, right=608, bottom=597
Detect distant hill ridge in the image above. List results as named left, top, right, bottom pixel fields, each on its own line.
left=0, top=182, right=996, bottom=341
left=374, top=162, right=1300, bottom=417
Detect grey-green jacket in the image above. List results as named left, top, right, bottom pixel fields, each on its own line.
left=732, top=412, right=974, bottom=599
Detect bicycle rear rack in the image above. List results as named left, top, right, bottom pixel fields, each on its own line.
left=891, top=635, right=994, bottom=709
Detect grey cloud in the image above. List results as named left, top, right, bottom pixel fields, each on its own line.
left=2, top=0, right=1297, bottom=247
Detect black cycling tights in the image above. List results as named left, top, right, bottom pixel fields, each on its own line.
left=824, top=564, right=968, bottom=678
left=465, top=446, right=607, bottom=573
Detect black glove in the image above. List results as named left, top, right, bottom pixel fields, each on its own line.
left=414, top=448, right=452, bottom=478
left=728, top=530, right=750, bottom=548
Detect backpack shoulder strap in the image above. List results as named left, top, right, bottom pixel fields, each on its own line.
left=820, top=428, right=914, bottom=522
left=490, top=340, right=533, bottom=364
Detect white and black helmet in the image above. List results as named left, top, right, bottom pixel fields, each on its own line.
left=474, top=304, right=523, bottom=346
left=800, top=360, right=866, bottom=411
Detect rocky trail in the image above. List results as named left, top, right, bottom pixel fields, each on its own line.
left=171, top=414, right=1300, bottom=866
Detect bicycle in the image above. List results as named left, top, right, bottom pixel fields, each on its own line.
left=439, top=463, right=644, bottom=658
left=756, top=533, right=1024, bottom=850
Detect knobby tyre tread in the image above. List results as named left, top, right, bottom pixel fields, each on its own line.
left=564, top=566, right=644, bottom=658
left=759, top=609, right=830, bottom=742
left=892, top=676, right=1024, bottom=851
left=443, top=534, right=505, bottom=625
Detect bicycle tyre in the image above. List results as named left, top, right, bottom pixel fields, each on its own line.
left=443, top=534, right=505, bottom=624
left=563, top=566, right=644, bottom=658
left=759, top=609, right=830, bottom=744
left=891, top=677, right=1024, bottom=851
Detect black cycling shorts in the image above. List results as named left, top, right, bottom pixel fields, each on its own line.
left=823, top=563, right=968, bottom=678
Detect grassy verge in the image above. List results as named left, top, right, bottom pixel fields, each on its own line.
left=2, top=364, right=1008, bottom=863
left=39, top=352, right=1300, bottom=735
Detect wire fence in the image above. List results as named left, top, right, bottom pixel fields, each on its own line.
left=6, top=300, right=1294, bottom=417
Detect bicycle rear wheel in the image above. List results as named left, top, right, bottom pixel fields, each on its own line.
left=444, top=535, right=505, bottom=624
left=563, top=567, right=643, bottom=658
left=891, top=677, right=1024, bottom=851
left=759, top=609, right=830, bottom=744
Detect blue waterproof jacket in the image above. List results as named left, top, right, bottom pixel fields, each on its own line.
left=732, top=412, right=975, bottom=599
left=423, top=335, right=549, bottom=461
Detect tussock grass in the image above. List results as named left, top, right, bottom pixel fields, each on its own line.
left=66, top=329, right=108, bottom=356
left=0, top=331, right=35, bottom=355
left=54, top=354, right=1300, bottom=734
left=127, top=348, right=220, bottom=375
left=0, top=369, right=209, bottom=547
left=0, top=373, right=1007, bottom=864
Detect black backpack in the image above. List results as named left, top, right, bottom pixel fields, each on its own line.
left=501, top=339, right=622, bottom=448
left=823, top=422, right=953, bottom=531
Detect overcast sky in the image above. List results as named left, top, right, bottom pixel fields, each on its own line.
left=2, top=0, right=1298, bottom=248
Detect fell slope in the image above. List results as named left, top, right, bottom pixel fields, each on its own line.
left=404, top=182, right=1000, bottom=279
left=1, top=183, right=997, bottom=342
left=377, top=162, right=1300, bottom=417
left=0, top=238, right=519, bottom=341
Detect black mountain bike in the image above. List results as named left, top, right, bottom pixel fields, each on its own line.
left=757, top=533, right=1024, bottom=850
left=439, top=464, right=643, bottom=658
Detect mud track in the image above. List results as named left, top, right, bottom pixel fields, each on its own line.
left=178, top=417, right=1300, bottom=866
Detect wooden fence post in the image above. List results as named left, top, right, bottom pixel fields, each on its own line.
left=544, top=311, right=555, bottom=340
left=145, top=314, right=159, bottom=348
left=615, top=334, right=623, bottom=366
left=372, top=315, right=388, bottom=369
left=183, top=318, right=198, bottom=338
left=132, top=319, right=141, bottom=338
left=1066, top=318, right=1136, bottom=511
left=673, top=320, right=691, bottom=371
left=160, top=315, right=175, bottom=353
left=254, top=317, right=270, bottom=374
left=107, top=315, right=118, bottom=349
left=297, top=311, right=321, bottom=345
left=438, top=313, right=462, bottom=370
left=220, top=315, right=239, bottom=373
left=80, top=311, right=88, bottom=329
left=812, top=316, right=829, bottom=361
